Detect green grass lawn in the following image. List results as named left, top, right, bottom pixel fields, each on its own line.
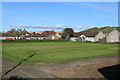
left=2, top=42, right=119, bottom=64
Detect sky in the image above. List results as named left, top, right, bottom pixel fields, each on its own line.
left=2, top=2, right=118, bottom=32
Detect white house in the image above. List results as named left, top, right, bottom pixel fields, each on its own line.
left=73, top=32, right=98, bottom=42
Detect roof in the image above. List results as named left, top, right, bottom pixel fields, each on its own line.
left=2, top=33, right=15, bottom=37
left=26, top=34, right=51, bottom=37
left=73, top=32, right=83, bottom=37
left=82, top=31, right=98, bottom=37
left=73, top=31, right=98, bottom=37
left=41, top=31, right=56, bottom=35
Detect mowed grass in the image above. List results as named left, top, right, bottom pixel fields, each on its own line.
left=2, top=42, right=119, bottom=64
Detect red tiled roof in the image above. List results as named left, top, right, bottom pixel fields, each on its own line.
left=41, top=31, right=56, bottom=35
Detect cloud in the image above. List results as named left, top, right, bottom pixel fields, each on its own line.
left=12, top=24, right=90, bottom=30
left=55, top=24, right=65, bottom=27
left=77, top=25, right=82, bottom=28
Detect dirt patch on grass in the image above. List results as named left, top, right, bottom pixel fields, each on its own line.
left=50, top=59, right=118, bottom=78
left=33, top=55, right=119, bottom=78
left=2, top=54, right=119, bottom=78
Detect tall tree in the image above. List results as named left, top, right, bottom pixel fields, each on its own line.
left=62, top=28, right=74, bottom=40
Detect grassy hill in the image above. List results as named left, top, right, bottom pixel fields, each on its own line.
left=80, top=26, right=120, bottom=34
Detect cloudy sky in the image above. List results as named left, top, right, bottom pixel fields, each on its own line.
left=2, top=2, right=118, bottom=32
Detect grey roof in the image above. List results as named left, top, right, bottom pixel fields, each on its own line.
left=73, top=31, right=98, bottom=37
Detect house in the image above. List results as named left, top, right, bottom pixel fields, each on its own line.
left=72, top=32, right=98, bottom=42
left=25, top=33, right=60, bottom=40
left=41, top=31, right=61, bottom=40
left=82, top=32, right=98, bottom=42
left=45, top=34, right=60, bottom=40
left=70, top=32, right=82, bottom=42
left=25, top=34, right=51, bottom=40
left=41, top=31, right=56, bottom=35
left=26, top=35, right=42, bottom=39
left=55, top=33, right=62, bottom=38
left=1, top=33, right=16, bottom=40
left=106, top=29, right=120, bottom=42
left=94, top=29, right=120, bottom=42
left=95, top=31, right=106, bottom=42
left=70, top=37, right=83, bottom=42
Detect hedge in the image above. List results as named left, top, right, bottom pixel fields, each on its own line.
left=2, top=39, right=67, bottom=42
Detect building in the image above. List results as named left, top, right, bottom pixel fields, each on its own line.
left=1, top=33, right=16, bottom=40
left=45, top=34, right=60, bottom=40
left=55, top=33, right=62, bottom=38
left=106, top=29, right=120, bottom=42
left=41, top=31, right=56, bottom=35
left=94, top=29, right=120, bottom=42
left=72, top=32, right=98, bottom=42
left=25, top=34, right=51, bottom=40
left=95, top=31, right=106, bottom=42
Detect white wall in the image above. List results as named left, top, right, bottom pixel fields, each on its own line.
left=70, top=37, right=77, bottom=41
left=52, top=36, right=55, bottom=39
left=85, top=37, right=95, bottom=42
left=95, top=31, right=106, bottom=42
left=55, top=33, right=61, bottom=38
left=0, top=37, right=15, bottom=40
left=106, top=30, right=120, bottom=42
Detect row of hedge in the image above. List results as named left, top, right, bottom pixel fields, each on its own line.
left=1, top=39, right=68, bottom=42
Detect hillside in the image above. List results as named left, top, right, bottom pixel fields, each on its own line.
left=80, top=26, right=120, bottom=34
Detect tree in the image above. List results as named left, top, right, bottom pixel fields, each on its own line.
left=17, top=29, right=28, bottom=37
left=6, top=29, right=28, bottom=37
left=7, top=29, right=17, bottom=36
left=62, top=28, right=74, bottom=40
left=32, top=32, right=36, bottom=35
